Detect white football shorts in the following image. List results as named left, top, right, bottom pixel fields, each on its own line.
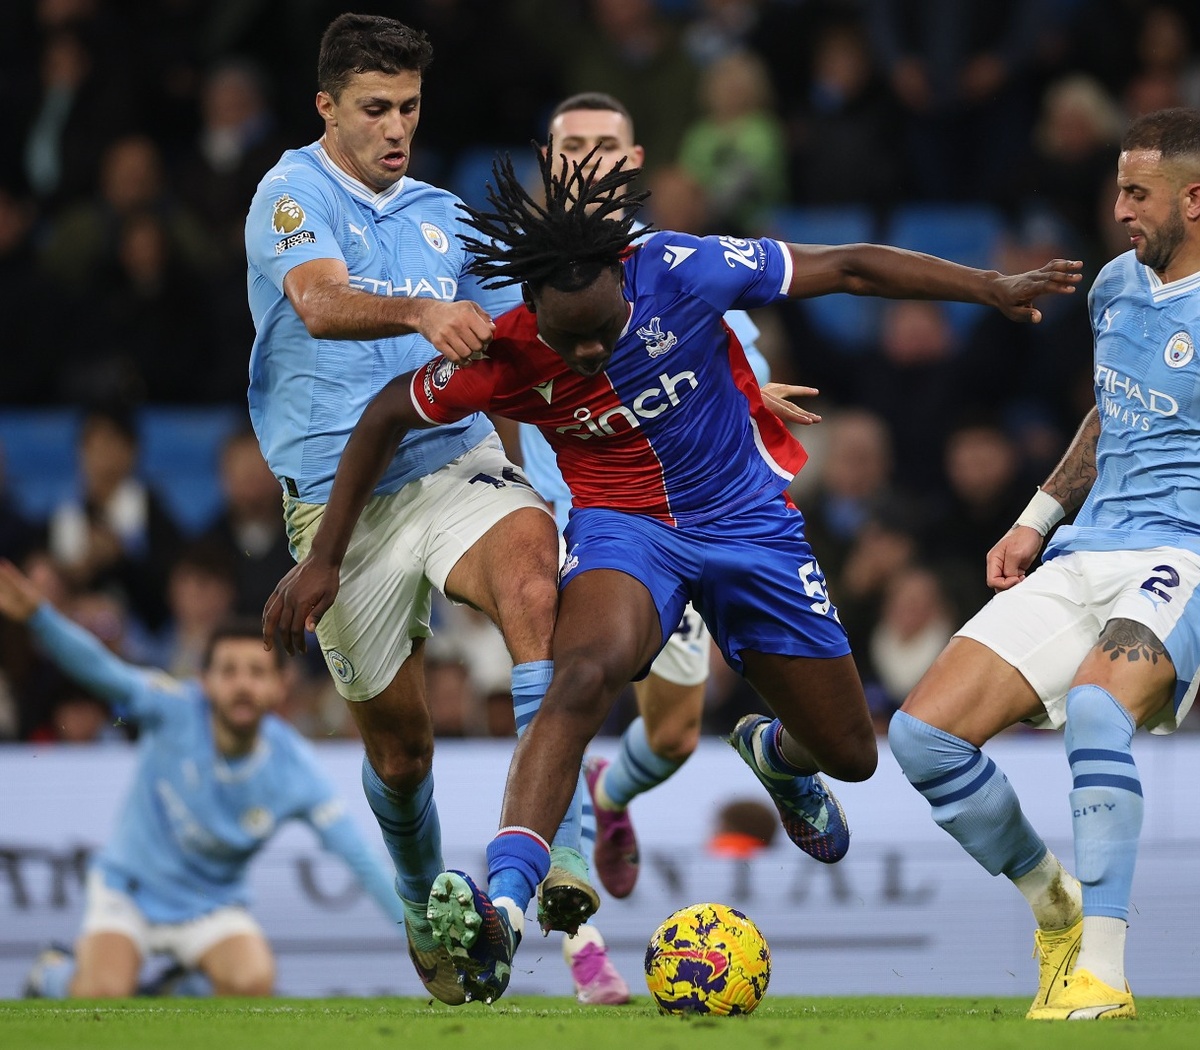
left=285, top=434, right=551, bottom=701
left=956, top=546, right=1200, bottom=734
left=80, top=869, right=264, bottom=968
left=650, top=602, right=711, bottom=687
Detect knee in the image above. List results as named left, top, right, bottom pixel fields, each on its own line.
left=71, top=971, right=136, bottom=998
left=212, top=965, right=274, bottom=997
left=366, top=738, right=434, bottom=793
left=544, top=656, right=617, bottom=732
left=823, top=734, right=878, bottom=783
left=644, top=719, right=699, bottom=763
left=887, top=709, right=928, bottom=777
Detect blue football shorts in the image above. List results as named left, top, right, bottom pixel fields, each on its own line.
left=561, top=495, right=850, bottom=676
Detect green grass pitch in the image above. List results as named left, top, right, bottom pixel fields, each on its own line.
left=4, top=996, right=1199, bottom=1050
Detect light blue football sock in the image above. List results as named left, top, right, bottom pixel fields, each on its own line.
left=602, top=716, right=685, bottom=808
left=1065, top=685, right=1143, bottom=921
left=512, top=660, right=582, bottom=852
left=361, top=756, right=443, bottom=905
left=889, top=710, right=1046, bottom=878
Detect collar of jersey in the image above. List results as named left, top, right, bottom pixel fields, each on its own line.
left=213, top=735, right=272, bottom=782
left=1144, top=261, right=1200, bottom=301
left=315, top=145, right=407, bottom=210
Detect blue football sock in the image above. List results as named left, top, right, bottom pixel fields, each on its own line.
left=756, top=717, right=816, bottom=780
left=361, top=756, right=443, bottom=905
left=37, top=955, right=75, bottom=999
left=512, top=660, right=583, bottom=852
left=1064, top=685, right=1143, bottom=921
left=889, top=710, right=1046, bottom=878
left=486, top=828, right=551, bottom=911
left=602, top=717, right=684, bottom=808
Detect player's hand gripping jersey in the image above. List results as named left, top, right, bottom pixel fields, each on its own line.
left=411, top=232, right=807, bottom=526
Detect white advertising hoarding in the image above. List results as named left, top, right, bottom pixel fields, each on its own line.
left=1, top=735, right=1196, bottom=998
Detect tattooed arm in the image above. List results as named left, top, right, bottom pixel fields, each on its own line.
left=986, top=406, right=1100, bottom=591
left=1041, top=406, right=1100, bottom=514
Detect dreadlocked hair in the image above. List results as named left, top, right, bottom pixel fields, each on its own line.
left=460, top=140, right=651, bottom=294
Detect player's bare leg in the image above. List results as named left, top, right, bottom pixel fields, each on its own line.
left=728, top=651, right=875, bottom=863
left=892, top=638, right=1083, bottom=1014
left=198, top=933, right=275, bottom=997
left=69, top=932, right=141, bottom=997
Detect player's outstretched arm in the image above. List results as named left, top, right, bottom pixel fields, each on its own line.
left=283, top=258, right=496, bottom=363
left=0, top=558, right=144, bottom=703
left=783, top=243, right=1082, bottom=322
left=263, top=372, right=430, bottom=655
left=985, top=406, right=1100, bottom=591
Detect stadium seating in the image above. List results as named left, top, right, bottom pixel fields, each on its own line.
left=447, top=145, right=538, bottom=212
left=883, top=203, right=1010, bottom=339
left=0, top=406, right=244, bottom=536
left=763, top=205, right=880, bottom=352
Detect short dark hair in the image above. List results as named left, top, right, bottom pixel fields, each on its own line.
left=317, top=13, right=433, bottom=99
left=460, top=142, right=648, bottom=295
left=204, top=616, right=283, bottom=670
left=548, top=92, right=635, bottom=135
left=1121, top=107, right=1200, bottom=163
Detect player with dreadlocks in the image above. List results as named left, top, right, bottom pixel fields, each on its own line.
left=266, top=143, right=1081, bottom=1002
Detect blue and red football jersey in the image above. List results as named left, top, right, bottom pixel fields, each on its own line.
left=409, top=231, right=806, bottom=526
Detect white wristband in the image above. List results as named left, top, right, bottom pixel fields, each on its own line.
left=1014, top=487, right=1065, bottom=537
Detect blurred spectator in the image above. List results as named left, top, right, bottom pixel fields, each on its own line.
left=642, top=163, right=719, bottom=234
left=1121, top=3, right=1200, bottom=117
left=677, top=48, right=787, bottom=234
left=707, top=797, right=777, bottom=858
left=37, top=133, right=219, bottom=294
left=173, top=59, right=290, bottom=267
left=14, top=21, right=137, bottom=208
left=425, top=596, right=514, bottom=737
left=865, top=0, right=1045, bottom=201
left=134, top=541, right=238, bottom=680
left=927, top=417, right=1030, bottom=596
left=801, top=407, right=903, bottom=589
left=683, top=0, right=765, bottom=67
left=45, top=405, right=182, bottom=632
left=390, top=0, right=560, bottom=184
left=82, top=209, right=210, bottom=404
left=1008, top=74, right=1125, bottom=267
left=867, top=565, right=956, bottom=727
left=835, top=507, right=923, bottom=671
left=200, top=427, right=292, bottom=617
left=523, top=0, right=700, bottom=178
left=788, top=17, right=902, bottom=209
left=956, top=210, right=1096, bottom=445
left=26, top=586, right=131, bottom=744
left=848, top=300, right=962, bottom=494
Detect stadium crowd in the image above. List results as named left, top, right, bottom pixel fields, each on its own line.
left=3, top=0, right=1200, bottom=743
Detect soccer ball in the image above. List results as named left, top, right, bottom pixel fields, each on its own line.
left=644, top=902, right=771, bottom=1016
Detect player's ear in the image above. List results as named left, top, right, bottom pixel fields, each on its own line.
left=522, top=283, right=537, bottom=313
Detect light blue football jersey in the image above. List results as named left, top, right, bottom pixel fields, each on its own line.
left=246, top=143, right=523, bottom=503
left=1046, top=252, right=1200, bottom=560
left=27, top=604, right=405, bottom=925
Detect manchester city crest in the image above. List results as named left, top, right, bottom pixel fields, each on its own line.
left=1164, top=330, right=1194, bottom=368
left=325, top=648, right=356, bottom=684
left=421, top=221, right=449, bottom=253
